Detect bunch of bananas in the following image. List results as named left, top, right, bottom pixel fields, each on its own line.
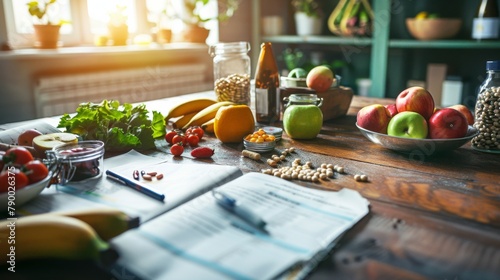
left=328, top=0, right=374, bottom=37
left=164, top=98, right=235, bottom=133
left=0, top=208, right=138, bottom=265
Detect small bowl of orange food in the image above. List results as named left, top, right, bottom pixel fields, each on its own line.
left=243, top=128, right=277, bottom=152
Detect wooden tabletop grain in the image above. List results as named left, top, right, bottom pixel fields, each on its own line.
left=1, top=92, right=499, bottom=280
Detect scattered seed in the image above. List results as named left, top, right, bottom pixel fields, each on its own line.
left=242, top=149, right=261, bottom=160
left=156, top=173, right=164, bottom=180
left=142, top=174, right=153, bottom=181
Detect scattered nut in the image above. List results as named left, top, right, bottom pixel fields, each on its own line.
left=242, top=149, right=261, bottom=160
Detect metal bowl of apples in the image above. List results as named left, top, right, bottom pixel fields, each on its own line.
left=356, top=124, right=479, bottom=154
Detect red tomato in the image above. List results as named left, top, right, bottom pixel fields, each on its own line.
left=4, top=147, right=34, bottom=166
left=190, top=147, right=214, bottom=158
left=165, top=130, right=178, bottom=145
left=187, top=134, right=199, bottom=147
left=170, top=143, right=184, bottom=157
left=188, top=126, right=204, bottom=140
left=24, top=160, right=49, bottom=184
left=0, top=168, right=29, bottom=193
left=171, top=134, right=186, bottom=145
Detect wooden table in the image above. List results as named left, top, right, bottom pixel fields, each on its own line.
left=1, top=92, right=499, bottom=280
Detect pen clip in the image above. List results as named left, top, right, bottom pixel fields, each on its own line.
left=212, top=190, right=236, bottom=207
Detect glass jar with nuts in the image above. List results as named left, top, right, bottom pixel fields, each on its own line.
left=209, top=42, right=251, bottom=106
left=472, top=60, right=500, bottom=153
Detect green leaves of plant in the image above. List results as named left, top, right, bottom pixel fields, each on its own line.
left=58, top=100, right=166, bottom=152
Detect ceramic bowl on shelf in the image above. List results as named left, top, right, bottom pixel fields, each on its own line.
left=356, top=123, right=479, bottom=154
left=406, top=18, right=462, bottom=40
left=0, top=172, right=53, bottom=207
left=280, top=75, right=342, bottom=89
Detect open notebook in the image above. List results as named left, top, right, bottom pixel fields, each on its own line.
left=109, top=172, right=369, bottom=280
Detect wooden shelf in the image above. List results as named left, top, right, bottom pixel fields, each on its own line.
left=389, top=40, right=500, bottom=49
left=261, top=35, right=373, bottom=46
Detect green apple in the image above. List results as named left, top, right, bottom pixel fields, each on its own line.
left=387, top=111, right=428, bottom=139
left=283, top=105, right=323, bottom=139
left=288, top=68, right=307, bottom=78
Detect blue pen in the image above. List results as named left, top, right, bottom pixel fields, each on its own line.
left=105, top=170, right=165, bottom=202
left=212, top=190, right=268, bottom=234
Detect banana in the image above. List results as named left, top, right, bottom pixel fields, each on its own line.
left=46, top=207, right=140, bottom=241
left=182, top=101, right=234, bottom=129
left=201, top=118, right=215, bottom=133
left=172, top=111, right=198, bottom=129
left=164, top=98, right=217, bottom=121
left=0, top=215, right=117, bottom=264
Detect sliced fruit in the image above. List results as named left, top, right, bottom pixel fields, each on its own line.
left=33, top=132, right=79, bottom=155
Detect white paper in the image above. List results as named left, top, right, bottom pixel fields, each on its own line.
left=111, top=172, right=370, bottom=280
left=20, top=150, right=242, bottom=222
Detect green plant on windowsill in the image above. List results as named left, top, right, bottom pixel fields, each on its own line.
left=26, top=0, right=68, bottom=48
left=27, top=0, right=68, bottom=25
left=170, top=0, right=239, bottom=43
left=108, top=4, right=129, bottom=46
left=177, top=0, right=239, bottom=27
left=291, top=0, right=321, bottom=18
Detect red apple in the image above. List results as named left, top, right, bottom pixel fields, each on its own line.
left=17, top=129, right=43, bottom=146
left=428, top=108, right=468, bottom=139
left=384, top=104, right=398, bottom=117
left=356, top=104, right=392, bottom=134
left=396, top=87, right=435, bottom=120
left=448, top=104, right=474, bottom=125
left=306, top=66, right=334, bottom=93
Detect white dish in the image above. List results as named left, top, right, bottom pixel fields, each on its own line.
left=0, top=172, right=52, bottom=207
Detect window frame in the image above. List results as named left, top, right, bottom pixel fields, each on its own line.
left=0, top=0, right=158, bottom=49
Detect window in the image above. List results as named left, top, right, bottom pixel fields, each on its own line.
left=1, top=0, right=219, bottom=49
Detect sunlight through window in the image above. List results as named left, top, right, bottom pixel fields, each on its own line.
left=87, top=0, right=137, bottom=35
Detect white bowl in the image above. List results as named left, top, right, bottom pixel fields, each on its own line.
left=0, top=172, right=52, bottom=207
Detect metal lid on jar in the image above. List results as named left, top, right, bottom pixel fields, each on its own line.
left=486, top=60, right=500, bottom=71
left=262, top=126, right=283, bottom=141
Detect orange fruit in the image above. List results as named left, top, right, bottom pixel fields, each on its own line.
left=214, top=105, right=255, bottom=143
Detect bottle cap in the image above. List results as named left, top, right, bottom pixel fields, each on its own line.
left=262, top=126, right=283, bottom=141
left=486, top=60, right=500, bottom=71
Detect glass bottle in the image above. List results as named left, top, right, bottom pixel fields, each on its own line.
left=209, top=42, right=251, bottom=105
left=471, top=60, right=500, bottom=153
left=472, top=0, right=500, bottom=40
left=254, top=42, right=280, bottom=124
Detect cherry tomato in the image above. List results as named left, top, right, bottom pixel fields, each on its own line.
left=0, top=168, right=29, bottom=193
left=172, top=134, right=187, bottom=145
left=170, top=143, right=184, bottom=157
left=165, top=130, right=178, bottom=145
left=187, top=134, right=199, bottom=147
left=190, top=147, right=215, bottom=158
left=4, top=147, right=34, bottom=166
left=189, top=126, right=204, bottom=140
left=24, top=160, right=49, bottom=184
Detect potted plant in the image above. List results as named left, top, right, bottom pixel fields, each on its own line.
left=291, top=0, right=323, bottom=36
left=27, top=0, right=62, bottom=48
left=107, top=5, right=129, bottom=46
left=170, top=0, right=239, bottom=43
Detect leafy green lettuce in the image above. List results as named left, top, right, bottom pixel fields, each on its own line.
left=58, top=100, right=165, bottom=151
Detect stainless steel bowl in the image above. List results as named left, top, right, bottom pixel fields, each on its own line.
left=243, top=139, right=276, bottom=153
left=356, top=123, right=479, bottom=154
